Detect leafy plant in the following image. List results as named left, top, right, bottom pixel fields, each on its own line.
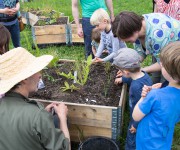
left=74, top=55, right=92, bottom=86
left=58, top=72, right=75, bottom=80
left=44, top=73, right=56, bottom=83
left=60, top=81, right=79, bottom=92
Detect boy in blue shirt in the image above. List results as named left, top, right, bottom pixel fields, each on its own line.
left=113, top=48, right=152, bottom=150
left=133, top=41, right=180, bottom=150
left=90, top=8, right=126, bottom=62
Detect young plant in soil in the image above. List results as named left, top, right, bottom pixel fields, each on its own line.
left=58, top=55, right=92, bottom=92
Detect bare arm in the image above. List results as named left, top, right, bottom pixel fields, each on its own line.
left=72, top=0, right=83, bottom=37
left=142, top=62, right=161, bottom=73
left=105, top=0, right=114, bottom=21
left=132, top=97, right=146, bottom=121
left=54, top=103, right=71, bottom=149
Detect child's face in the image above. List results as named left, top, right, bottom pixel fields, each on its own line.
left=121, top=31, right=139, bottom=43
left=96, top=19, right=108, bottom=31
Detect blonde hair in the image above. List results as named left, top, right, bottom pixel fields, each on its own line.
left=160, top=41, right=180, bottom=84
left=90, top=8, right=110, bottom=26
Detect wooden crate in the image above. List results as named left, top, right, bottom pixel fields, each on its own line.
left=31, top=16, right=69, bottom=45
left=69, top=19, right=84, bottom=44
left=34, top=83, right=127, bottom=142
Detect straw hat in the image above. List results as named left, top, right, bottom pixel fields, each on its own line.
left=0, top=47, right=53, bottom=95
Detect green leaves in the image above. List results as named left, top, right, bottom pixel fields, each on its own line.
left=60, top=81, right=79, bottom=92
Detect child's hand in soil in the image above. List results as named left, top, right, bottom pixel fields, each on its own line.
left=116, top=70, right=123, bottom=77
left=93, top=57, right=103, bottom=63
left=114, top=77, right=122, bottom=85
left=129, top=125, right=136, bottom=133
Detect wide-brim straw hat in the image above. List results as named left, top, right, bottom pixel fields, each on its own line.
left=0, top=47, right=53, bottom=95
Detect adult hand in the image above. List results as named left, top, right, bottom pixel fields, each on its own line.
left=45, top=102, right=58, bottom=113
left=110, top=14, right=115, bottom=22
left=11, top=7, right=19, bottom=14
left=3, top=8, right=16, bottom=16
left=77, top=27, right=83, bottom=38
left=114, top=77, right=122, bottom=85
left=53, top=103, right=68, bottom=121
left=129, top=125, right=136, bottom=133
left=116, top=70, right=123, bottom=77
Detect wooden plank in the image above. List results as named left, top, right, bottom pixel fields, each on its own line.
left=28, top=12, right=39, bottom=26
left=34, top=25, right=66, bottom=35
left=35, top=34, right=66, bottom=44
left=71, top=34, right=84, bottom=43
left=69, top=124, right=112, bottom=142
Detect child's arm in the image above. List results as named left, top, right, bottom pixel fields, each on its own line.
left=95, top=34, right=104, bottom=58
left=92, top=46, right=96, bottom=56
left=132, top=97, right=146, bottom=121
left=102, top=37, right=126, bottom=62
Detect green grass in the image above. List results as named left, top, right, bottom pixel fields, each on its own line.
left=18, top=0, right=180, bottom=149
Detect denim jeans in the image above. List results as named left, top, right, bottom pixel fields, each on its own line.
left=82, top=17, right=95, bottom=58
left=125, top=120, right=136, bottom=150
left=5, top=20, right=20, bottom=48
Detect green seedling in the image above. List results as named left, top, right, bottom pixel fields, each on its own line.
left=60, top=81, right=79, bottom=92
left=58, top=72, right=75, bottom=80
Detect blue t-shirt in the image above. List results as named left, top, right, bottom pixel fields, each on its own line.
left=137, top=86, right=180, bottom=150
left=134, top=13, right=180, bottom=62
left=122, top=71, right=152, bottom=128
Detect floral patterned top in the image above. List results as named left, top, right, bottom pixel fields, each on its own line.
left=154, top=0, right=180, bottom=20
left=134, top=13, right=180, bottom=62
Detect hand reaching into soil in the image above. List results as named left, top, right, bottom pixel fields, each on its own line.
left=114, top=77, right=122, bottom=85
left=116, top=70, right=123, bottom=77
left=92, top=57, right=103, bottom=63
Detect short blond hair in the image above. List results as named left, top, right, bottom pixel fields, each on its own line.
left=160, top=41, right=180, bottom=84
left=90, top=8, right=110, bottom=26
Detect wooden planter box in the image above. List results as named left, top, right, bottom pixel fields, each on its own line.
left=34, top=84, right=127, bottom=142
left=69, top=19, right=84, bottom=44
left=31, top=16, right=69, bottom=45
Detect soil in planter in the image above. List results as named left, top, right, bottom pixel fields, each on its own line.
left=30, top=62, right=122, bottom=107
left=35, top=17, right=68, bottom=26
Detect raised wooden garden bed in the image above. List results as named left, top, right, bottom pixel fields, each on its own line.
left=31, top=60, right=127, bottom=142
left=31, top=16, right=69, bottom=45
left=69, top=19, right=84, bottom=44
left=21, top=12, right=39, bottom=26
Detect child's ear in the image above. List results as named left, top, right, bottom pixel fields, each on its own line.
left=103, top=19, right=108, bottom=24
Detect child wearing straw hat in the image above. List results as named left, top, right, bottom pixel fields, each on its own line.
left=0, top=47, right=70, bottom=150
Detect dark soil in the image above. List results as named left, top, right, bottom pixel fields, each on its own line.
left=71, top=19, right=82, bottom=24
left=30, top=62, right=122, bottom=106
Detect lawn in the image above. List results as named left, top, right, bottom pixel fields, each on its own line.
left=19, top=0, right=180, bottom=149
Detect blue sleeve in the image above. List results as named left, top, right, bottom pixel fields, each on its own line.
left=122, top=76, right=132, bottom=86
left=132, top=121, right=139, bottom=129
left=102, top=36, right=126, bottom=62
left=138, top=90, right=158, bottom=115
left=95, top=34, right=104, bottom=57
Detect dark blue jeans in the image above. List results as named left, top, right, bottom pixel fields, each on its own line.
left=125, top=120, right=136, bottom=150
left=5, top=20, right=20, bottom=48
left=82, top=17, right=95, bottom=58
